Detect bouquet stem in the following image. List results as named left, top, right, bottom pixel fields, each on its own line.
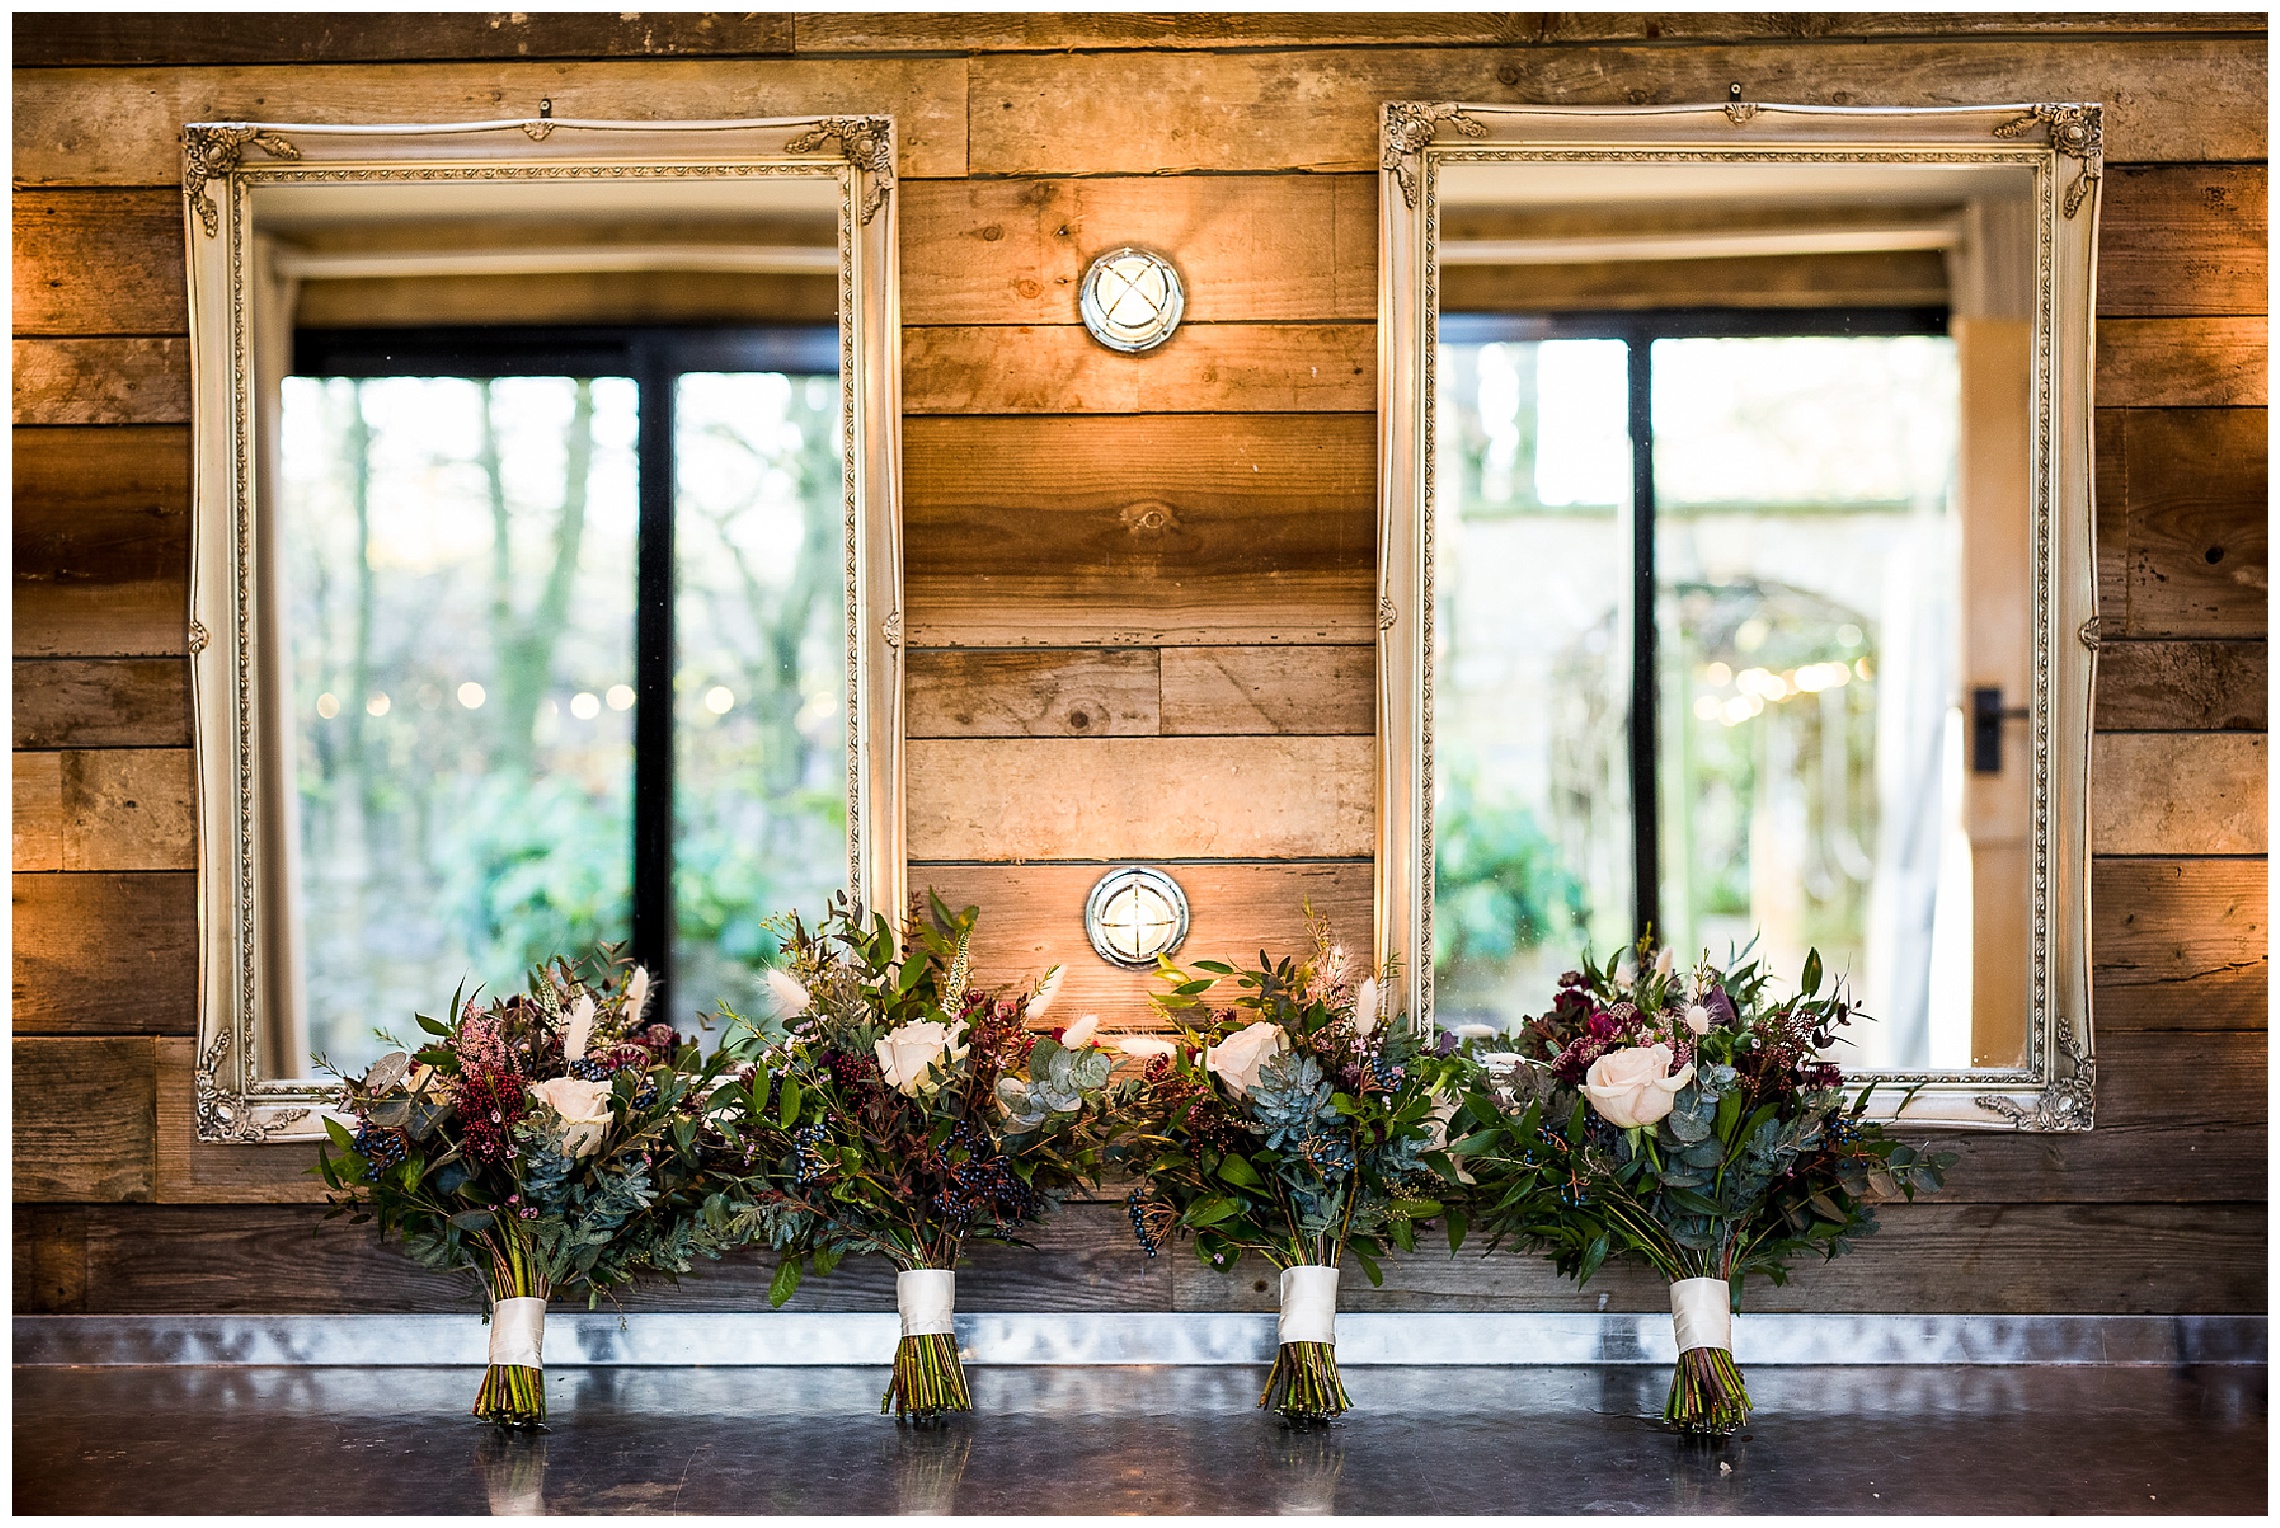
left=1259, top=1340, right=1350, bottom=1424
left=1665, top=1346, right=1751, bottom=1436
left=475, top=1233, right=549, bottom=1429
left=883, top=1333, right=972, bottom=1420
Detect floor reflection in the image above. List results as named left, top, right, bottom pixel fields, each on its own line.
left=13, top=1364, right=2266, bottom=1515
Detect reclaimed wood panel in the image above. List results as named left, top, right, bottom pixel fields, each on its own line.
left=966, top=43, right=2268, bottom=176
left=907, top=649, right=1159, bottom=738
left=151, top=1038, right=329, bottom=1205
left=14, top=752, right=64, bottom=871
left=12, top=873, right=199, bottom=1035
left=1921, top=1121, right=2265, bottom=1205
left=2090, top=733, right=2266, bottom=855
left=10, top=61, right=970, bottom=187
left=2095, top=641, right=2266, bottom=731
left=13, top=659, right=191, bottom=749
left=2115, top=407, right=2269, bottom=639
left=12, top=1207, right=88, bottom=1312
left=2099, top=166, right=2270, bottom=316
left=901, top=176, right=1376, bottom=327
left=1158, top=645, right=1375, bottom=736
left=12, top=189, right=186, bottom=335
left=2093, top=858, right=2268, bottom=1031
left=11, top=12, right=797, bottom=66
left=14, top=426, right=189, bottom=659
left=13, top=1037, right=157, bottom=1202
left=2094, top=1027, right=2267, bottom=1128
left=903, top=323, right=1375, bottom=414
left=905, top=413, right=1376, bottom=648
left=2095, top=317, right=2267, bottom=406
left=912, top=860, right=1374, bottom=1025
left=26, top=1197, right=2264, bottom=1314
left=12, top=339, right=188, bottom=425
left=907, top=736, right=1375, bottom=861
left=52, top=748, right=198, bottom=872
left=799, top=13, right=2272, bottom=52
left=1441, top=249, right=1948, bottom=313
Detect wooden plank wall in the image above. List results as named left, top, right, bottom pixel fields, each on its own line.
left=12, top=13, right=2268, bottom=1316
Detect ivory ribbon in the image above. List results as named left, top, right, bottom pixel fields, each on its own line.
left=1278, top=1264, right=1340, bottom=1347
left=898, top=1269, right=957, bottom=1338
left=1670, top=1278, right=1733, bottom=1354
left=489, top=1296, right=547, bottom=1369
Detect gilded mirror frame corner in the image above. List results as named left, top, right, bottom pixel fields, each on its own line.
left=1375, top=100, right=2101, bottom=1130
left=184, top=115, right=906, bottom=1142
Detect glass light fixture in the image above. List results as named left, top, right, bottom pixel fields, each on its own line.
left=1078, top=246, right=1185, bottom=353
left=1083, top=866, right=1191, bottom=967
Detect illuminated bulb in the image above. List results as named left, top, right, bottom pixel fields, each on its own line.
left=606, top=684, right=636, bottom=712
left=1736, top=617, right=1770, bottom=653
left=1704, top=661, right=1732, bottom=687
left=570, top=692, right=601, bottom=721
left=1720, top=697, right=1753, bottom=727
left=1693, top=695, right=1722, bottom=721
left=458, top=681, right=486, bottom=709
left=366, top=693, right=391, bottom=717
left=316, top=692, right=340, bottom=719
left=1855, top=656, right=1875, bottom=681
left=704, top=686, right=735, bottom=716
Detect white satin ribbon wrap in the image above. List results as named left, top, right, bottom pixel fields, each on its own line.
left=489, top=1297, right=547, bottom=1368
left=1278, top=1264, right=1340, bottom=1346
left=898, top=1269, right=957, bottom=1338
left=1670, top=1278, right=1733, bottom=1354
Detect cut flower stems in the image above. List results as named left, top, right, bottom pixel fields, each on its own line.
left=1461, top=936, right=1953, bottom=1435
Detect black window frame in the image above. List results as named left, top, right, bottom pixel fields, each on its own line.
left=290, top=322, right=840, bottom=1012
left=1438, top=304, right=1951, bottom=938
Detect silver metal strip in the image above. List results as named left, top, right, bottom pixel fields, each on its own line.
left=14, top=1313, right=2262, bottom=1368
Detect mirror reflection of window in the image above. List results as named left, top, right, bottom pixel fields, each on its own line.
left=277, top=338, right=843, bottom=1078
left=1432, top=169, right=2034, bottom=1073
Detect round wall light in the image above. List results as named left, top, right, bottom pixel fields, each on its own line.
left=1083, top=865, right=1191, bottom=968
left=1078, top=246, right=1185, bottom=353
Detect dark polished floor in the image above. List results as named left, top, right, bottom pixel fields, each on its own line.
left=12, top=1363, right=2266, bottom=1515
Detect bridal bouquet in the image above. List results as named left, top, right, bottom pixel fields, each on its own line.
left=714, top=893, right=1114, bottom=1419
left=1111, top=917, right=1478, bottom=1423
left=1464, top=939, right=1952, bottom=1434
left=315, top=952, right=745, bottom=1427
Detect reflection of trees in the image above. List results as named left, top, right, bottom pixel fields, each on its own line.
left=481, top=378, right=595, bottom=781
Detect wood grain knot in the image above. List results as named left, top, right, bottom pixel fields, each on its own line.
left=1120, top=499, right=1181, bottom=537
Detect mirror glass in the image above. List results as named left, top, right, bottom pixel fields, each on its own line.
left=260, top=184, right=844, bottom=1077
left=1431, top=158, right=2038, bottom=1073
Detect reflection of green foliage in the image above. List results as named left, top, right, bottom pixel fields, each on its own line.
left=1433, top=775, right=1584, bottom=976
left=453, top=774, right=631, bottom=982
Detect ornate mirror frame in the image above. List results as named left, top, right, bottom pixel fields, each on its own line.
left=184, top=115, right=906, bottom=1141
left=1375, top=101, right=2101, bottom=1129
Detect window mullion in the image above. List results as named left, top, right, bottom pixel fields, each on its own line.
left=631, top=343, right=677, bottom=1004
left=1627, top=332, right=1661, bottom=941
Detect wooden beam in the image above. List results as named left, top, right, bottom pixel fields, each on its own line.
left=911, top=859, right=1373, bottom=1024
left=12, top=190, right=186, bottom=336
left=13, top=425, right=189, bottom=658
left=2091, top=734, right=2266, bottom=855
left=2093, top=857, right=2267, bottom=1030
left=2095, top=640, right=2266, bottom=731
left=901, top=176, right=1375, bottom=327
left=13, top=753, right=63, bottom=871
left=2096, top=1027, right=2267, bottom=1127
left=10, top=60, right=971, bottom=187
left=907, top=735, right=1375, bottom=860
left=13, top=1037, right=157, bottom=1202
left=13, top=659, right=192, bottom=749
left=965, top=42, right=2266, bottom=176
left=2100, top=166, right=2270, bottom=317
left=11, top=339, right=188, bottom=425
left=903, top=324, right=1375, bottom=414
left=907, top=648, right=1160, bottom=738
left=11, top=12, right=799, bottom=66
left=28, top=749, right=200, bottom=872
left=2095, top=317, right=2267, bottom=406
left=1158, top=645, right=1374, bottom=736
left=12, top=873, right=199, bottom=1036
left=2110, top=407, right=2269, bottom=639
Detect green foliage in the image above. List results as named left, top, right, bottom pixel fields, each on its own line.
left=1432, top=772, right=1585, bottom=976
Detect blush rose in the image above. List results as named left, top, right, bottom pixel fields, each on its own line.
left=1583, top=1043, right=1695, bottom=1129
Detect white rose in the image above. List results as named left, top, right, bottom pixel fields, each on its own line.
left=764, top=968, right=810, bottom=1018
left=1206, top=1020, right=1286, bottom=1098
left=1060, top=1014, right=1101, bottom=1050
left=529, top=1076, right=614, bottom=1158
left=1352, top=978, right=1380, bottom=1041
left=1684, top=1004, right=1712, bottom=1036
left=1117, top=1036, right=1177, bottom=1058
left=1026, top=965, right=1066, bottom=1021
left=875, top=1019, right=969, bottom=1097
left=1583, top=1044, right=1696, bottom=1129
